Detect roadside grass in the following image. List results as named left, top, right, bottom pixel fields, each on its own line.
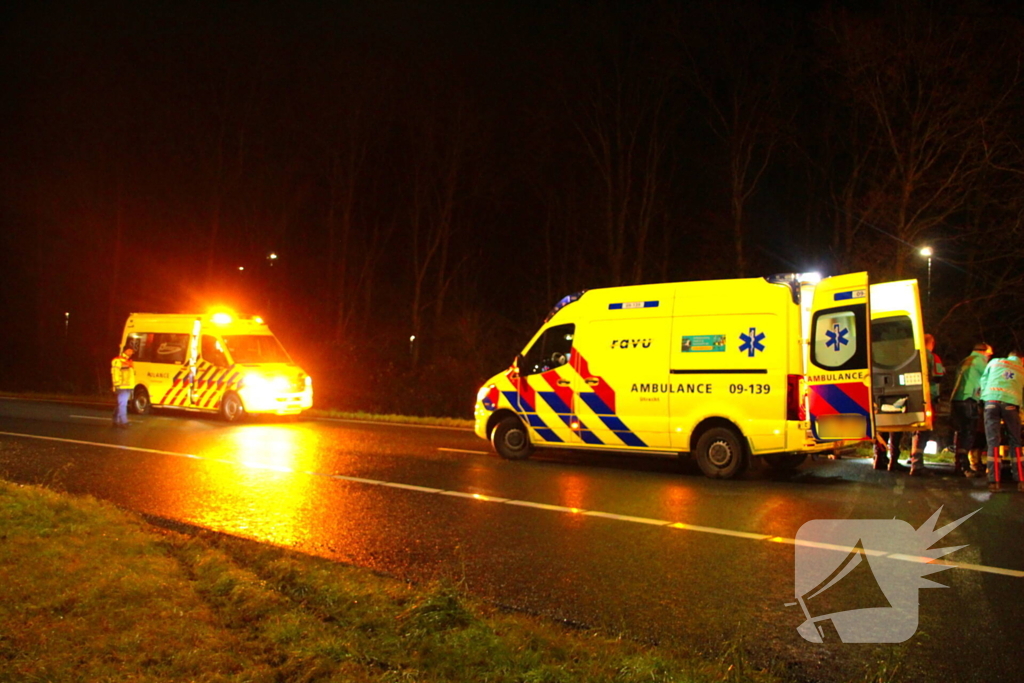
left=0, top=479, right=782, bottom=683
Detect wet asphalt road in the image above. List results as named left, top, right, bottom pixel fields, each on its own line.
left=1, top=397, right=1022, bottom=682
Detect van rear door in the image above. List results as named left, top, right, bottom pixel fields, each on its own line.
left=807, top=272, right=874, bottom=441
left=869, top=280, right=931, bottom=431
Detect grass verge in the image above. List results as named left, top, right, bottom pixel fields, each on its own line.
left=0, top=479, right=780, bottom=683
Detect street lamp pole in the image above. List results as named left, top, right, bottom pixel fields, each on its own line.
left=919, top=246, right=933, bottom=306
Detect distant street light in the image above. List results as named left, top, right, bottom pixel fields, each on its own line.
left=919, top=246, right=933, bottom=305
left=267, top=252, right=278, bottom=266
left=238, top=266, right=245, bottom=271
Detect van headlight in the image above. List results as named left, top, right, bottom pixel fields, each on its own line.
left=477, top=384, right=495, bottom=402
left=244, top=373, right=269, bottom=390
left=305, top=375, right=312, bottom=389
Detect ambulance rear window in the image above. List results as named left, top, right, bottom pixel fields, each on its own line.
left=871, top=316, right=916, bottom=370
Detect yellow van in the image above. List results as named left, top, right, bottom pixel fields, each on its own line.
left=120, top=312, right=313, bottom=421
left=474, top=272, right=927, bottom=478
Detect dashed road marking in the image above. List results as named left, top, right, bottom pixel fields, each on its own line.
left=1, top=429, right=1021, bottom=578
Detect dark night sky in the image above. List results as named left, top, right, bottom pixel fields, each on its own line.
left=3, top=0, right=1024, bottom=414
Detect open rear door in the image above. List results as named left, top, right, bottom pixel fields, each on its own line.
left=869, top=280, right=931, bottom=431
left=807, top=272, right=874, bottom=441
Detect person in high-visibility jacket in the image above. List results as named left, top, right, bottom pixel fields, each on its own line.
left=950, top=342, right=992, bottom=477
left=979, top=350, right=1024, bottom=492
left=111, top=345, right=135, bottom=428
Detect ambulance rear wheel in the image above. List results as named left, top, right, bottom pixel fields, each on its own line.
left=695, top=427, right=747, bottom=479
left=220, top=392, right=245, bottom=423
left=131, top=386, right=151, bottom=415
left=492, top=415, right=533, bottom=460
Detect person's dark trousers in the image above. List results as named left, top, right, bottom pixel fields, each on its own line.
left=873, top=432, right=907, bottom=471
left=951, top=399, right=980, bottom=473
left=984, top=400, right=1022, bottom=484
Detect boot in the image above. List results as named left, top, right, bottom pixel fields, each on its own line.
left=872, top=441, right=889, bottom=470
left=953, top=450, right=967, bottom=476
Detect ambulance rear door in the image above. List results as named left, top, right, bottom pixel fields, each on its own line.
left=806, top=272, right=874, bottom=441
left=869, top=280, right=931, bottom=431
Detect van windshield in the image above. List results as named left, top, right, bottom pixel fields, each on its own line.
left=222, top=335, right=291, bottom=364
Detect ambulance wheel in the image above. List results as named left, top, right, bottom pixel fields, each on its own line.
left=130, top=386, right=151, bottom=415
left=763, top=452, right=807, bottom=471
left=695, top=427, right=747, bottom=479
left=492, top=415, right=533, bottom=460
left=220, top=392, right=245, bottom=423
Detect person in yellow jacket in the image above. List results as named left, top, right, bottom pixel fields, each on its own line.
left=111, top=345, right=135, bottom=428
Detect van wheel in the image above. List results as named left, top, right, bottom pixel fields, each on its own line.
left=492, top=416, right=533, bottom=460
left=695, top=427, right=747, bottom=479
left=763, top=453, right=807, bottom=471
left=220, top=392, right=245, bottom=423
left=131, top=386, right=151, bottom=415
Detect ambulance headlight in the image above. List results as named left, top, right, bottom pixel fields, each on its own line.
left=477, top=384, right=495, bottom=402
left=244, top=373, right=270, bottom=390
left=305, top=375, right=312, bottom=389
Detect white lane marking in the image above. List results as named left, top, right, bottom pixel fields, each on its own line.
left=70, top=415, right=110, bottom=421
left=1, top=429, right=1021, bottom=578
left=438, top=447, right=489, bottom=455
left=315, top=417, right=473, bottom=432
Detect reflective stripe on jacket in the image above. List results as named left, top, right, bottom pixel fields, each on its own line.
left=979, top=355, right=1024, bottom=406
left=111, top=355, right=135, bottom=390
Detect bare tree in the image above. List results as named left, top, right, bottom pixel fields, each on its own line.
left=673, top=3, right=791, bottom=277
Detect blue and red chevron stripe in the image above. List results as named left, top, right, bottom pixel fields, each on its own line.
left=808, top=382, right=872, bottom=439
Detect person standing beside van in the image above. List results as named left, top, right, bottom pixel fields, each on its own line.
left=950, top=343, right=992, bottom=477
left=979, top=349, right=1024, bottom=492
left=111, top=345, right=135, bottom=428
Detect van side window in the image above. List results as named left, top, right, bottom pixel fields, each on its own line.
left=202, top=335, right=229, bottom=367
left=520, top=324, right=575, bottom=376
left=138, top=333, right=189, bottom=364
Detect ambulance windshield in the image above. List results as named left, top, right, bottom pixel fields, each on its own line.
left=222, top=335, right=291, bottom=364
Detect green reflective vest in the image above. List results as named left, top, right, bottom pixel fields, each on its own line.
left=980, top=355, right=1024, bottom=406
left=951, top=351, right=989, bottom=401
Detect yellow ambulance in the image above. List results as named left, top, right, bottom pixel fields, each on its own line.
left=474, top=272, right=928, bottom=478
left=120, top=312, right=313, bottom=421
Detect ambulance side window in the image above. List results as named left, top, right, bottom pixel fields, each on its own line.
left=520, top=324, right=575, bottom=376
left=202, top=335, right=230, bottom=368
left=146, top=333, right=189, bottom=364
left=811, top=304, right=867, bottom=371
left=133, top=333, right=157, bottom=362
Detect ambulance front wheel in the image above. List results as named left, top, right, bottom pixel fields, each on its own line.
left=130, top=386, right=151, bottom=415
left=695, top=427, right=748, bottom=479
left=492, top=415, right=534, bottom=460
left=220, top=392, right=246, bottom=423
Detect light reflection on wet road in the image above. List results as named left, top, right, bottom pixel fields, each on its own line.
left=1, top=398, right=1023, bottom=682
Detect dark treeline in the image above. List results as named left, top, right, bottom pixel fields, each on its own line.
left=2, top=0, right=1024, bottom=416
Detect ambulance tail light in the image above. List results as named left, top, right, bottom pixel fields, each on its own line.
left=787, top=374, right=806, bottom=422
